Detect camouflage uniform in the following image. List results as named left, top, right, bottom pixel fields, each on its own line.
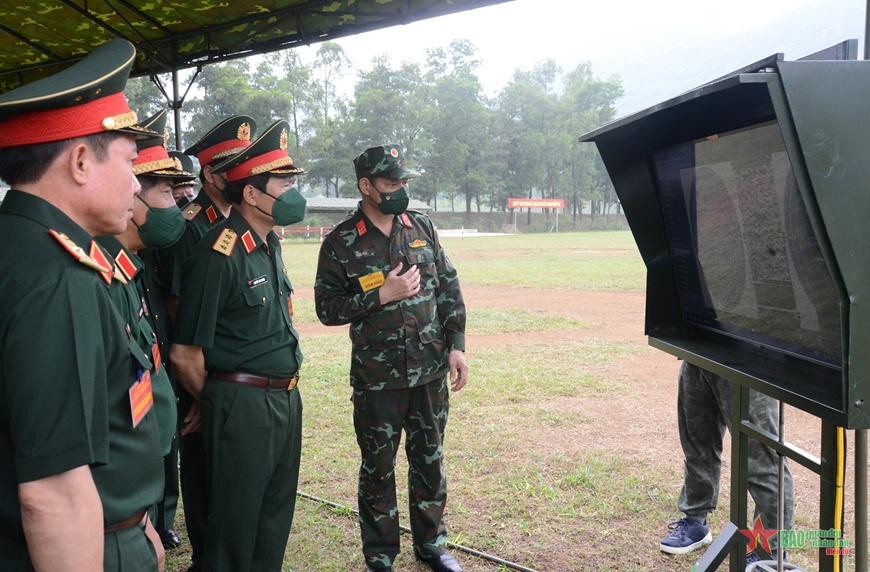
left=677, top=361, right=794, bottom=546
left=315, top=205, right=465, bottom=569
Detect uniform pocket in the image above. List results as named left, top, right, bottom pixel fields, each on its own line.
left=242, top=285, right=275, bottom=333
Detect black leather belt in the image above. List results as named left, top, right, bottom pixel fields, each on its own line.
left=210, top=370, right=299, bottom=391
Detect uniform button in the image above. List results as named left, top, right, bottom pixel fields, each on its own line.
left=262, top=297, right=266, bottom=303
left=175, top=397, right=180, bottom=404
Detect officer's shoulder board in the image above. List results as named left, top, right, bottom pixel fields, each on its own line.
left=212, top=228, right=238, bottom=256
left=49, top=229, right=114, bottom=284
left=182, top=203, right=202, bottom=221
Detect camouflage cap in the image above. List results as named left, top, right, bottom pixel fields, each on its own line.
left=184, top=115, right=256, bottom=167
left=211, top=119, right=305, bottom=182
left=0, top=39, right=158, bottom=149
left=354, top=144, right=420, bottom=181
left=133, top=109, right=194, bottom=180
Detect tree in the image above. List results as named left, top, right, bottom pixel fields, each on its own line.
left=423, top=39, right=490, bottom=216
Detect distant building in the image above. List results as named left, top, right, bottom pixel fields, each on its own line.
left=304, top=197, right=432, bottom=216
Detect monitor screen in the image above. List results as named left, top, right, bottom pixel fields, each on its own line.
left=653, top=121, right=842, bottom=368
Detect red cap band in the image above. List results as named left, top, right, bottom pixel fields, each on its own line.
left=134, top=144, right=170, bottom=167
left=226, top=149, right=290, bottom=181
left=197, top=139, right=251, bottom=166
left=0, top=92, right=132, bottom=148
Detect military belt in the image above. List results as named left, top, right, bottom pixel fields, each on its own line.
left=210, top=370, right=299, bottom=391
left=104, top=508, right=147, bottom=533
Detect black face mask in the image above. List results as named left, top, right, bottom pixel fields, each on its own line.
left=374, top=183, right=410, bottom=215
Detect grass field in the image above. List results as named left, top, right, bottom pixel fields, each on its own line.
left=164, top=231, right=834, bottom=571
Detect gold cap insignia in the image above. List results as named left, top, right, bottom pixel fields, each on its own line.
left=163, top=127, right=170, bottom=150
left=237, top=122, right=251, bottom=142
left=279, top=128, right=288, bottom=151
left=390, top=148, right=399, bottom=158
left=173, top=157, right=183, bottom=170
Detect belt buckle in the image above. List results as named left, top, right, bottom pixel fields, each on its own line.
left=287, top=373, right=299, bottom=391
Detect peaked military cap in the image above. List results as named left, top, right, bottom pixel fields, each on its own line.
left=0, top=39, right=158, bottom=149
left=354, top=144, right=420, bottom=181
left=212, top=119, right=305, bottom=182
left=168, top=151, right=197, bottom=187
left=184, top=115, right=256, bottom=167
left=133, top=109, right=194, bottom=180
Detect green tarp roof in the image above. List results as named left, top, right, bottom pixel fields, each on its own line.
left=0, top=0, right=511, bottom=91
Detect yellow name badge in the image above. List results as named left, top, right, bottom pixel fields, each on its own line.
left=359, top=270, right=385, bottom=292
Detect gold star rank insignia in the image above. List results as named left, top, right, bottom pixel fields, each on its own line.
left=183, top=203, right=202, bottom=221
left=212, top=228, right=238, bottom=256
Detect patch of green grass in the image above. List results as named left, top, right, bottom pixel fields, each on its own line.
left=467, top=307, right=591, bottom=334
left=282, top=231, right=646, bottom=291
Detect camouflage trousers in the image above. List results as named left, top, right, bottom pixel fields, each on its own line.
left=677, top=361, right=794, bottom=544
left=352, top=376, right=450, bottom=569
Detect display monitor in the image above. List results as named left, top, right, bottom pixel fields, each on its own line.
left=652, top=121, right=842, bottom=368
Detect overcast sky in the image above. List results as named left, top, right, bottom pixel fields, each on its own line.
left=289, top=0, right=866, bottom=116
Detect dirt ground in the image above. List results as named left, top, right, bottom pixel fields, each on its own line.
left=293, top=285, right=847, bottom=571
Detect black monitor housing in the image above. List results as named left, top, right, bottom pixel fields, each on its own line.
left=580, top=42, right=870, bottom=428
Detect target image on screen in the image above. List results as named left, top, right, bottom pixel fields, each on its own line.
left=653, top=121, right=842, bottom=368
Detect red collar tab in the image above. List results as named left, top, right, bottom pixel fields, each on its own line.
left=356, top=219, right=367, bottom=237
left=241, top=230, right=257, bottom=254
left=114, top=249, right=138, bottom=282
left=399, top=213, right=412, bottom=227
left=49, top=230, right=111, bottom=281
left=88, top=241, right=114, bottom=285
left=206, top=205, right=218, bottom=224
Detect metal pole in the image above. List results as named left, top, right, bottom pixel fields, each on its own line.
left=865, top=0, right=870, bottom=60
left=776, top=400, right=785, bottom=572
left=172, top=68, right=182, bottom=150
left=857, top=430, right=868, bottom=572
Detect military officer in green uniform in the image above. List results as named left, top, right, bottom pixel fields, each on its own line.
left=171, top=119, right=308, bottom=572
left=170, top=150, right=198, bottom=207
left=314, top=145, right=468, bottom=572
left=96, top=108, right=194, bottom=556
left=163, top=115, right=256, bottom=570
left=0, top=39, right=165, bottom=571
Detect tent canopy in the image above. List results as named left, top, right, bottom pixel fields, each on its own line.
left=0, top=0, right=511, bottom=91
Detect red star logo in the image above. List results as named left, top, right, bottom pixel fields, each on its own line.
left=739, top=516, right=779, bottom=554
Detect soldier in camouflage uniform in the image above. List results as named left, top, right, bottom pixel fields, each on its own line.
left=660, top=361, right=794, bottom=559
left=315, top=144, right=468, bottom=572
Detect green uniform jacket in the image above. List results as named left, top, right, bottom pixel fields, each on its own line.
left=96, top=236, right=177, bottom=456
left=174, top=209, right=302, bottom=378
left=163, top=190, right=226, bottom=298
left=0, top=191, right=163, bottom=562
left=314, top=207, right=465, bottom=390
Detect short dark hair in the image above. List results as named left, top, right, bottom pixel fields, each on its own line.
left=224, top=174, right=270, bottom=205
left=0, top=132, right=120, bottom=187
left=137, top=174, right=159, bottom=197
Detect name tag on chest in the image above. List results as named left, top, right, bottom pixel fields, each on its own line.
left=359, top=271, right=385, bottom=292
left=247, top=275, right=268, bottom=288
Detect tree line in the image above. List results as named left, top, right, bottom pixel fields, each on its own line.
left=127, top=39, right=623, bottom=222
